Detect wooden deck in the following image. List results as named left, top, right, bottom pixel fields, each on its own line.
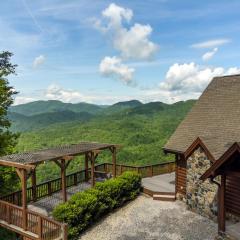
left=142, top=172, right=175, bottom=193
left=0, top=162, right=176, bottom=240
left=28, top=182, right=91, bottom=217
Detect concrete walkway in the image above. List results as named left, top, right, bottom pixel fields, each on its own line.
left=80, top=195, right=217, bottom=240
left=227, top=221, right=240, bottom=239
left=142, top=172, right=175, bottom=192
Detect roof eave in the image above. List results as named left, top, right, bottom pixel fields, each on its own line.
left=200, top=142, right=240, bottom=181
left=162, top=147, right=184, bottom=155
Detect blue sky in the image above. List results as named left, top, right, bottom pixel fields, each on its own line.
left=1, top=0, right=240, bottom=105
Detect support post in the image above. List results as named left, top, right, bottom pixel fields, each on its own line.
left=85, top=153, right=89, bottom=182
left=21, top=169, right=28, bottom=231
left=175, top=154, right=179, bottom=197
left=31, top=168, right=37, bottom=202
left=111, top=147, right=117, bottom=178
left=61, top=159, right=67, bottom=202
left=218, top=174, right=226, bottom=233
left=38, top=216, right=42, bottom=240
left=91, top=153, right=95, bottom=187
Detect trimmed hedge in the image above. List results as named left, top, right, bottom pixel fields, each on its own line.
left=52, top=171, right=141, bottom=239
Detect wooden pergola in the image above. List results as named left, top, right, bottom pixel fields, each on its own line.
left=0, top=142, right=119, bottom=232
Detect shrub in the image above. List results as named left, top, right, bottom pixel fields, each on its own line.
left=53, top=171, right=141, bottom=239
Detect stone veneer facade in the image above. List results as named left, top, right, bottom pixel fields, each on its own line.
left=176, top=146, right=240, bottom=240
left=185, top=147, right=218, bottom=220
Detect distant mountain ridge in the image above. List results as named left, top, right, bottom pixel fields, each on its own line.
left=8, top=110, right=93, bottom=132
left=9, top=99, right=196, bottom=132
left=10, top=100, right=105, bottom=116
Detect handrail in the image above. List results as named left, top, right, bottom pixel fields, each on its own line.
left=0, top=161, right=175, bottom=240
left=0, top=199, right=67, bottom=240
left=0, top=162, right=175, bottom=206
left=104, top=161, right=175, bottom=168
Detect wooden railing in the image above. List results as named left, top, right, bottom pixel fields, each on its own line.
left=1, top=161, right=175, bottom=206
left=100, top=161, right=176, bottom=178
left=0, top=200, right=67, bottom=240
left=1, top=168, right=86, bottom=206
left=0, top=161, right=175, bottom=240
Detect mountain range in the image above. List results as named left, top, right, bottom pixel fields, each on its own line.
left=9, top=99, right=192, bottom=132
left=10, top=99, right=196, bottom=182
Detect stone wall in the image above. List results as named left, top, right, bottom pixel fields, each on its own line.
left=186, top=147, right=218, bottom=220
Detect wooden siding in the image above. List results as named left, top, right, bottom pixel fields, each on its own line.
left=226, top=175, right=240, bottom=216
left=176, top=155, right=187, bottom=195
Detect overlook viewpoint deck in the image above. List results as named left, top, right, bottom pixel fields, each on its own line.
left=0, top=141, right=175, bottom=240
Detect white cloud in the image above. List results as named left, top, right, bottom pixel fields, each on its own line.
left=45, top=84, right=84, bottom=103
left=13, top=62, right=240, bottom=106
left=13, top=84, right=138, bottom=105
left=14, top=96, right=36, bottom=105
left=33, top=55, right=45, bottom=68
left=93, top=3, right=158, bottom=85
left=99, top=56, right=135, bottom=84
left=160, top=62, right=225, bottom=93
left=191, top=38, right=230, bottom=49
left=113, top=23, right=158, bottom=60
left=226, top=67, right=240, bottom=75
left=202, top=47, right=218, bottom=61
left=138, top=62, right=240, bottom=104
left=102, top=3, right=133, bottom=28
left=96, top=3, right=158, bottom=60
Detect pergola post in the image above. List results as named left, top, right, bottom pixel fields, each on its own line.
left=61, top=159, right=67, bottom=202
left=218, top=174, right=226, bottom=233
left=16, top=168, right=28, bottom=231
left=91, top=152, right=95, bottom=187
left=111, top=147, right=117, bottom=178
left=85, top=153, right=89, bottom=182
left=31, top=168, right=37, bottom=202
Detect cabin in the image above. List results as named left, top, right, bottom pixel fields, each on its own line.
left=163, top=75, right=240, bottom=239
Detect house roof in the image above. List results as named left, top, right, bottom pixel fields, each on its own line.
left=0, top=142, right=117, bottom=169
left=163, top=74, right=240, bottom=161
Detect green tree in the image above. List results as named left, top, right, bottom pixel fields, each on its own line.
left=0, top=51, right=19, bottom=195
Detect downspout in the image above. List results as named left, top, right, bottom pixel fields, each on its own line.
left=210, top=176, right=225, bottom=235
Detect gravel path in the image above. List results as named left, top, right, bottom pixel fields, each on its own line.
left=79, top=195, right=217, bottom=240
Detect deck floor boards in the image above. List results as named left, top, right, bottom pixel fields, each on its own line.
left=28, top=182, right=91, bottom=217
left=142, top=172, right=175, bottom=192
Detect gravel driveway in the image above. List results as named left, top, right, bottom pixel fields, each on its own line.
left=79, top=195, right=217, bottom=240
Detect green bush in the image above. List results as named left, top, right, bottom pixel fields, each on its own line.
left=53, top=171, right=141, bottom=239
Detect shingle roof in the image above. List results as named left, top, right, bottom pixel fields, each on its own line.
left=163, top=75, right=240, bottom=160
left=0, top=142, right=116, bottom=165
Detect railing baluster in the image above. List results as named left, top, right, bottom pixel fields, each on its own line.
left=38, top=216, right=42, bottom=240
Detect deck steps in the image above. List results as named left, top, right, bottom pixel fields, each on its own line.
left=153, top=193, right=176, bottom=201
left=143, top=187, right=176, bottom=202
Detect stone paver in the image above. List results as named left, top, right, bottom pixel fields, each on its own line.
left=80, top=195, right=217, bottom=240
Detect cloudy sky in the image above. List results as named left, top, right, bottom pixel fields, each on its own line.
left=1, top=0, right=240, bottom=105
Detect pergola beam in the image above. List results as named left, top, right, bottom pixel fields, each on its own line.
left=0, top=160, right=34, bottom=170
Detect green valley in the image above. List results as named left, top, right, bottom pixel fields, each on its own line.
left=9, top=99, right=196, bottom=183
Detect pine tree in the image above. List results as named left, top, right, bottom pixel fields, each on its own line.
left=0, top=51, right=19, bottom=195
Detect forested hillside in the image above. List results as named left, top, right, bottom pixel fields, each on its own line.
left=9, top=99, right=196, bottom=183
